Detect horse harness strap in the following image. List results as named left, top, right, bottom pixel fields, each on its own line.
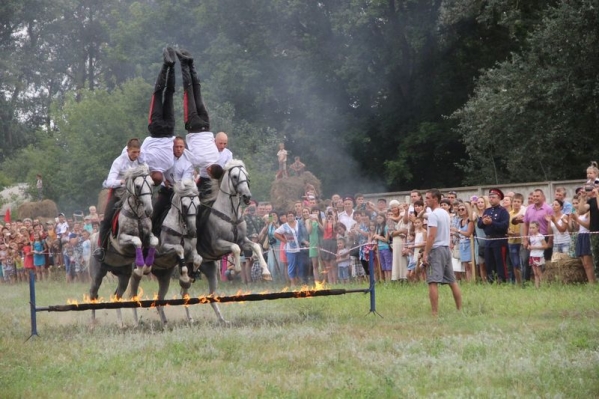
left=200, top=203, right=243, bottom=243
left=161, top=225, right=196, bottom=240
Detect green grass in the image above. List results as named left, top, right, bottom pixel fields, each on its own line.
left=1, top=278, right=598, bottom=398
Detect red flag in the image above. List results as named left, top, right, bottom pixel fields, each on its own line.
left=4, top=208, right=10, bottom=223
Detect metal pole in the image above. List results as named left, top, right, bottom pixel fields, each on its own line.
left=26, top=270, right=39, bottom=341
left=368, top=254, right=381, bottom=317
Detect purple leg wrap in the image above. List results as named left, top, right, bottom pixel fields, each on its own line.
left=145, top=247, right=156, bottom=266
left=135, top=248, right=144, bottom=267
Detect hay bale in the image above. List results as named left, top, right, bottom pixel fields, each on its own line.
left=269, top=171, right=322, bottom=212
left=542, top=257, right=588, bottom=284
left=18, top=199, right=58, bottom=220
left=97, top=189, right=110, bottom=215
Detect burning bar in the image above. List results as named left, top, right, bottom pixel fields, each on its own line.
left=37, top=288, right=370, bottom=312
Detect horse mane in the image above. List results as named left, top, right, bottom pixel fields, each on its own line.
left=120, top=164, right=151, bottom=205
left=124, top=164, right=151, bottom=181
left=173, top=179, right=199, bottom=198
left=202, top=159, right=246, bottom=203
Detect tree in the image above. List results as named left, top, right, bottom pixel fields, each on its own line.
left=453, top=0, right=599, bottom=184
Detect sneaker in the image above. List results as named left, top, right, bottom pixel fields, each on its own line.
left=93, top=248, right=105, bottom=262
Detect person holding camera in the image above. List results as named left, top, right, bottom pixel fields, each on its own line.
left=522, top=189, right=554, bottom=269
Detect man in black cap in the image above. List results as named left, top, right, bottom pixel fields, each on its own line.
left=477, top=188, right=510, bottom=283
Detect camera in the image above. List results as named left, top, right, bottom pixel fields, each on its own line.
left=585, top=185, right=593, bottom=192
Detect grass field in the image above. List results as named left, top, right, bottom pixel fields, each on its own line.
left=1, top=276, right=598, bottom=398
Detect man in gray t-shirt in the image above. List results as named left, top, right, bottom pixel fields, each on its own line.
left=422, top=189, right=462, bottom=317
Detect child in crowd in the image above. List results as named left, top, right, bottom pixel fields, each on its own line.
left=374, top=212, right=392, bottom=281
left=411, top=217, right=427, bottom=281
left=32, top=233, right=46, bottom=282
left=80, top=230, right=91, bottom=282
left=276, top=143, right=288, bottom=179
left=586, top=161, right=599, bottom=185
left=4, top=245, right=16, bottom=284
left=527, top=221, right=547, bottom=288
left=336, top=238, right=350, bottom=284
left=403, top=232, right=416, bottom=281
left=22, top=237, right=35, bottom=280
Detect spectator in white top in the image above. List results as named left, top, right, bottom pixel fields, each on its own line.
left=337, top=197, right=356, bottom=231
left=422, top=189, right=462, bottom=317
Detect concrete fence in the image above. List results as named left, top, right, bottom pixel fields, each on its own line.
left=363, top=180, right=586, bottom=204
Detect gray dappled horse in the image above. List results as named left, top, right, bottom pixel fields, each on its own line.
left=128, top=179, right=202, bottom=325
left=89, top=165, right=158, bottom=325
left=195, top=160, right=271, bottom=320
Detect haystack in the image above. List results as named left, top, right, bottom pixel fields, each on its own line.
left=270, top=171, right=322, bottom=212
left=18, top=199, right=58, bottom=221
left=97, top=189, right=110, bottom=215
left=542, top=257, right=588, bottom=284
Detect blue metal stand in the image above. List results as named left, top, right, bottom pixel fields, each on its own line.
left=368, top=255, right=382, bottom=317
left=26, top=270, right=39, bottom=341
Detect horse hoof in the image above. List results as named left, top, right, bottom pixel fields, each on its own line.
left=262, top=274, right=273, bottom=281
left=133, top=268, right=144, bottom=277
left=142, top=265, right=152, bottom=275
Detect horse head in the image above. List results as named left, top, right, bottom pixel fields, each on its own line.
left=173, top=179, right=200, bottom=237
left=221, top=160, right=251, bottom=205
left=124, top=165, right=154, bottom=217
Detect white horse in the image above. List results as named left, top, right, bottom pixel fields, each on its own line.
left=195, top=160, right=271, bottom=321
left=128, top=179, right=202, bottom=325
left=89, top=165, right=157, bottom=325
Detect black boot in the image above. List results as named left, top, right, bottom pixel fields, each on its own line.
left=163, top=47, right=175, bottom=68
left=175, top=48, right=193, bottom=64
left=153, top=63, right=169, bottom=93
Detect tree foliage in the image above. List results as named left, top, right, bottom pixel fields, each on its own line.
left=453, top=0, right=599, bottom=184
left=0, top=0, right=595, bottom=212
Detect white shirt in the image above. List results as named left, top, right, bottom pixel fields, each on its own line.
left=338, top=210, right=356, bottom=231
left=427, top=208, right=451, bottom=248
left=56, top=221, right=69, bottom=237
left=200, top=148, right=233, bottom=178
left=163, top=149, right=195, bottom=187
left=104, top=152, right=143, bottom=188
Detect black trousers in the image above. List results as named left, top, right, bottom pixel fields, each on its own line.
left=148, top=64, right=175, bottom=138
left=484, top=242, right=507, bottom=283
left=98, top=189, right=121, bottom=247
left=180, top=61, right=210, bottom=133
left=151, top=186, right=173, bottom=237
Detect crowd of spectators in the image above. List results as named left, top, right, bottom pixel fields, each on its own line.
left=3, top=162, right=598, bottom=289
left=0, top=206, right=101, bottom=284
left=237, top=164, right=599, bottom=288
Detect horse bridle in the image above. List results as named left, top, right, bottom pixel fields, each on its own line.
left=165, top=194, right=199, bottom=239
left=218, top=165, right=250, bottom=219
left=219, top=165, right=250, bottom=197
left=123, top=174, right=153, bottom=219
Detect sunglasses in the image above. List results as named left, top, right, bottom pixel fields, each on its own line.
left=458, top=208, right=466, bottom=211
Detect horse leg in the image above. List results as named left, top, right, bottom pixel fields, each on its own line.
left=200, top=261, right=228, bottom=324
left=164, top=243, right=190, bottom=284
left=185, top=237, right=203, bottom=276
left=128, top=271, right=143, bottom=326
left=244, top=237, right=272, bottom=281
left=114, top=271, right=131, bottom=328
left=119, top=234, right=145, bottom=276
left=143, top=234, right=160, bottom=275
left=155, top=268, right=173, bottom=326
left=214, top=239, right=242, bottom=273
left=176, top=264, right=194, bottom=323
left=89, top=262, right=108, bottom=327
